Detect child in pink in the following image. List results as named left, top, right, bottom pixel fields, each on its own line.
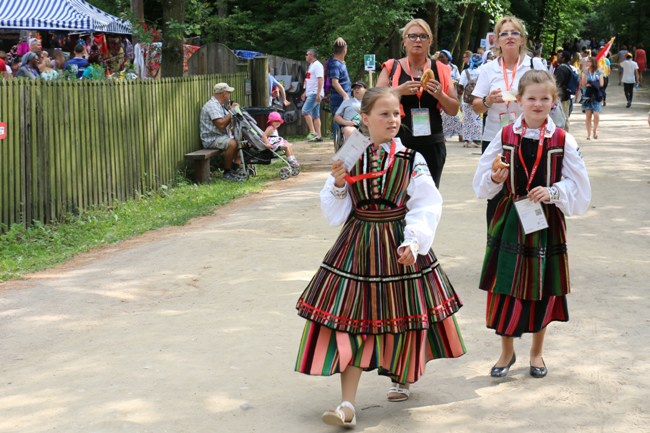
left=264, top=111, right=299, bottom=168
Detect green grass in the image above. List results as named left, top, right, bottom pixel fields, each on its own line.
left=0, top=163, right=284, bottom=282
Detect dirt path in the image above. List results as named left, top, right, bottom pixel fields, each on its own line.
left=1, top=75, right=649, bottom=433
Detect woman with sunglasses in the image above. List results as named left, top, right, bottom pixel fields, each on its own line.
left=471, top=16, right=546, bottom=222
left=377, top=18, right=459, bottom=188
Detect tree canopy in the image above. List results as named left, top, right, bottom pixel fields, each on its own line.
left=88, top=0, right=650, bottom=78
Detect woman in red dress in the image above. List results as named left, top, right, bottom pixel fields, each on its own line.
left=635, top=43, right=646, bottom=87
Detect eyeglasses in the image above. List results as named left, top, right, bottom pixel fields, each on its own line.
left=499, top=31, right=522, bottom=38
left=406, top=33, right=430, bottom=41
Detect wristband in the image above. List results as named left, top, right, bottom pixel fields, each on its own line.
left=546, top=186, right=559, bottom=202
left=482, top=96, right=492, bottom=108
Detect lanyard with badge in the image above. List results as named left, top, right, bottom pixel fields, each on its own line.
left=405, top=58, right=431, bottom=137
left=345, top=139, right=397, bottom=184
left=513, top=120, right=550, bottom=234
left=498, top=56, right=520, bottom=127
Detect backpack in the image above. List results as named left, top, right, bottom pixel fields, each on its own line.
left=323, top=58, right=332, bottom=96
left=462, top=69, right=477, bottom=104
left=564, top=64, right=580, bottom=96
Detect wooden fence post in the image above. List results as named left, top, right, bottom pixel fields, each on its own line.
left=251, top=56, right=268, bottom=107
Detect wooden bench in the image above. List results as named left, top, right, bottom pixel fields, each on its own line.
left=184, top=149, right=220, bottom=183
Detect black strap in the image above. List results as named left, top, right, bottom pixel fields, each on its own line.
left=431, top=59, right=440, bottom=82
left=389, top=58, right=399, bottom=83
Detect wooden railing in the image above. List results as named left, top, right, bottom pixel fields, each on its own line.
left=0, top=73, right=247, bottom=231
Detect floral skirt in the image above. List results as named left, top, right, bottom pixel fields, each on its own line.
left=441, top=111, right=461, bottom=138
left=460, top=102, right=482, bottom=142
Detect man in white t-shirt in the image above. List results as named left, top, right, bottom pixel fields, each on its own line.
left=620, top=53, right=639, bottom=108
left=301, top=48, right=324, bottom=142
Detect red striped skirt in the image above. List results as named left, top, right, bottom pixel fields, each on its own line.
left=295, top=207, right=465, bottom=383
left=295, top=316, right=465, bottom=384
left=485, top=291, right=568, bottom=337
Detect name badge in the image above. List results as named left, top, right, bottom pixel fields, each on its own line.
left=411, top=108, right=431, bottom=137
left=514, top=197, right=549, bottom=235
left=499, top=112, right=516, bottom=128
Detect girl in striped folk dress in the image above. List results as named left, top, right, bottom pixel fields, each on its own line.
left=295, top=87, right=465, bottom=428
left=473, top=70, right=591, bottom=379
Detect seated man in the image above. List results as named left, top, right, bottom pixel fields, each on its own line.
left=199, top=82, right=246, bottom=181
left=333, top=80, right=367, bottom=139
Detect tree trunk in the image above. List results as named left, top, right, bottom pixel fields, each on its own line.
left=428, top=3, right=439, bottom=53
left=474, top=11, right=491, bottom=52
left=537, top=0, right=548, bottom=41
left=130, top=0, right=145, bottom=44
left=460, top=4, right=477, bottom=59
left=161, top=0, right=185, bottom=77
left=450, top=4, right=466, bottom=62
left=216, top=0, right=228, bottom=44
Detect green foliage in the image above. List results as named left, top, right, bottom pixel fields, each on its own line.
left=0, top=163, right=283, bottom=281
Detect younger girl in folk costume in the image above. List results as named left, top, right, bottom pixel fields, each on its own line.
left=263, top=111, right=300, bottom=168
left=472, top=70, right=591, bottom=379
left=295, top=87, right=465, bottom=428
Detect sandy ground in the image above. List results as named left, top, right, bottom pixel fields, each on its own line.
left=1, top=75, right=649, bottom=433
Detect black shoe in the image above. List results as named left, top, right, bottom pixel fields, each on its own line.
left=529, top=359, right=548, bottom=378
left=490, top=353, right=516, bottom=378
left=626, top=102, right=631, bottom=108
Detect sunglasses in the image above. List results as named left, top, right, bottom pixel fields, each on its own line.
left=499, top=31, right=522, bottom=38
left=406, top=33, right=430, bottom=41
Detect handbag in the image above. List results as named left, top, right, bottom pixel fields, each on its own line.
left=550, top=103, right=566, bottom=128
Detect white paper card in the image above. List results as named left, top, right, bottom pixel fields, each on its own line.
left=411, top=108, right=431, bottom=137
left=332, top=129, right=372, bottom=171
left=514, top=198, right=548, bottom=235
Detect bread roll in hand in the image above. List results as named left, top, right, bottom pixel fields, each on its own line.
left=420, top=69, right=435, bottom=87
left=492, top=154, right=510, bottom=171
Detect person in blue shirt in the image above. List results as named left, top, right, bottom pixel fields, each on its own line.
left=64, top=44, right=89, bottom=79
left=328, top=38, right=351, bottom=136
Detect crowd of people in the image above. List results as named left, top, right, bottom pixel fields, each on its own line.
left=0, top=32, right=139, bottom=81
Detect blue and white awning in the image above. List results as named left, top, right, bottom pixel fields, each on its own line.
left=0, top=0, right=132, bottom=34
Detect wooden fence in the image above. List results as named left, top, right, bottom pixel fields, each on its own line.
left=0, top=73, right=246, bottom=231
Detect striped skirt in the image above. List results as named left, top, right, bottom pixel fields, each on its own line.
left=295, top=207, right=465, bottom=383
left=480, top=194, right=571, bottom=337
left=486, top=292, right=568, bottom=337
left=479, top=195, right=570, bottom=300
left=295, top=316, right=465, bottom=384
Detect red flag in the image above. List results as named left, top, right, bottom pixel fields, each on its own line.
left=596, top=37, right=615, bottom=61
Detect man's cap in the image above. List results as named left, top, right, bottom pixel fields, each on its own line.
left=440, top=50, right=453, bottom=62
left=352, top=80, right=367, bottom=89
left=626, top=52, right=633, bottom=58
left=214, top=82, right=235, bottom=93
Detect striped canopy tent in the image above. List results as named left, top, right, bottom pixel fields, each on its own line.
left=0, top=0, right=132, bottom=34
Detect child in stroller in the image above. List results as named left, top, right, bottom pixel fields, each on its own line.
left=229, top=106, right=300, bottom=179
left=264, top=111, right=300, bottom=169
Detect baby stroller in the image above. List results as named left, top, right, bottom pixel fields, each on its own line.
left=229, top=105, right=299, bottom=179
